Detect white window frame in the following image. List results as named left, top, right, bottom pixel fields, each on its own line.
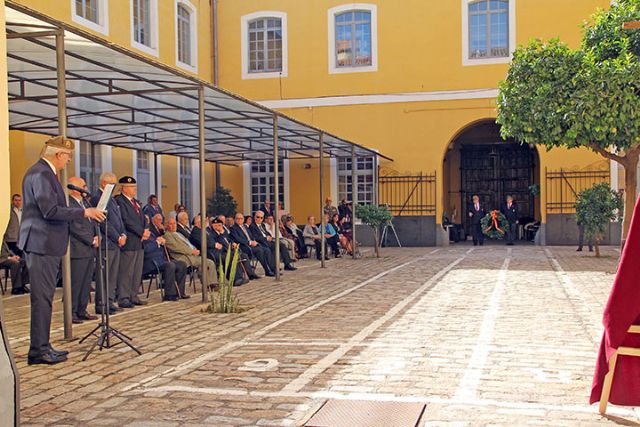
left=240, top=11, right=288, bottom=80
left=337, top=156, right=376, bottom=205
left=130, top=0, right=159, bottom=57
left=462, top=0, right=516, bottom=66
left=174, top=0, right=198, bottom=73
left=132, top=150, right=155, bottom=204
left=71, top=0, right=110, bottom=35
left=177, top=157, right=198, bottom=215
left=328, top=4, right=378, bottom=75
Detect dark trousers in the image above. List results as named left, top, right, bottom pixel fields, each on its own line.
left=251, top=245, right=274, bottom=273
left=159, top=260, right=187, bottom=297
left=71, top=256, right=94, bottom=317
left=117, top=249, right=144, bottom=304
left=472, top=223, right=484, bottom=246
left=266, top=241, right=293, bottom=266
left=326, top=235, right=340, bottom=255
left=311, top=239, right=328, bottom=260
left=95, top=247, right=119, bottom=308
left=7, top=241, right=23, bottom=257
left=506, top=221, right=517, bottom=244
left=25, top=252, right=60, bottom=358
left=0, top=258, right=29, bottom=290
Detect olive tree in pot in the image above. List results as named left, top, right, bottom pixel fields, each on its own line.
left=575, top=183, right=624, bottom=258
left=355, top=204, right=392, bottom=258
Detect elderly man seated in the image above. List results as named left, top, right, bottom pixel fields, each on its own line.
left=209, top=217, right=249, bottom=286
left=143, top=214, right=188, bottom=301
left=176, top=211, right=192, bottom=240
left=0, top=235, right=29, bottom=295
left=163, top=217, right=216, bottom=289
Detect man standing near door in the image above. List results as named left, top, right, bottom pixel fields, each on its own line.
left=468, top=194, right=486, bottom=246
left=501, top=195, right=518, bottom=246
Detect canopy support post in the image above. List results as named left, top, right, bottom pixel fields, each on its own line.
left=319, top=132, right=326, bottom=268
left=153, top=152, right=159, bottom=197
left=56, top=29, right=73, bottom=340
left=273, top=115, right=281, bottom=281
left=198, top=85, right=207, bottom=302
left=351, top=146, right=358, bottom=260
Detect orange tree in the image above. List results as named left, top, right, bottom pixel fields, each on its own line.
left=497, top=0, right=640, bottom=242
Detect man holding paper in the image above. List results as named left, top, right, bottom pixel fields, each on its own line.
left=19, top=136, right=105, bottom=365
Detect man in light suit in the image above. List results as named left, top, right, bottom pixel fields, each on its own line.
left=115, top=176, right=150, bottom=308
left=4, top=194, right=22, bottom=256
left=68, top=177, right=98, bottom=324
left=91, top=172, right=127, bottom=315
left=19, top=136, right=105, bottom=365
left=163, top=217, right=216, bottom=287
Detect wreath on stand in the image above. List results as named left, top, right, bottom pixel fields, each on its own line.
left=480, top=210, right=509, bottom=240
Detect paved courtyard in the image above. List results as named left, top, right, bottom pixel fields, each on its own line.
left=4, top=245, right=639, bottom=426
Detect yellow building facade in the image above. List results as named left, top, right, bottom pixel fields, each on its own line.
left=1, top=0, right=621, bottom=245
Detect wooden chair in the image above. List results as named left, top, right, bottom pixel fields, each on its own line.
left=599, top=325, right=640, bottom=414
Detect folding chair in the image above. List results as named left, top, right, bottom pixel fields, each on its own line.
left=140, top=261, right=163, bottom=299
left=0, top=266, right=10, bottom=294
left=187, top=265, right=199, bottom=293
left=599, top=325, right=640, bottom=414
left=306, top=244, right=316, bottom=259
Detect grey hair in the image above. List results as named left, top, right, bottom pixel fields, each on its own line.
left=99, top=172, right=116, bottom=182
left=177, top=211, right=189, bottom=222
left=42, top=145, right=70, bottom=158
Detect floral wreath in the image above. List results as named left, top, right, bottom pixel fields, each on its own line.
left=480, top=210, right=510, bottom=240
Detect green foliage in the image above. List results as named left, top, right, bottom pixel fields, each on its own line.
left=207, top=186, right=238, bottom=217
left=480, top=211, right=509, bottom=240
left=355, top=204, right=392, bottom=229
left=497, top=0, right=640, bottom=154
left=575, top=183, right=624, bottom=242
left=208, top=246, right=241, bottom=314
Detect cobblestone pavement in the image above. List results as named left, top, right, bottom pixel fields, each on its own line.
left=4, top=245, right=639, bottom=426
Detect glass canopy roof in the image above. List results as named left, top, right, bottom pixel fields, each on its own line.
left=5, top=3, right=391, bottom=163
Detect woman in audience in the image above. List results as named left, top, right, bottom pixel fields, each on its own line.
left=282, top=215, right=307, bottom=258
left=330, top=213, right=352, bottom=255
left=323, top=214, right=341, bottom=258
left=245, top=215, right=253, bottom=227
left=303, top=215, right=328, bottom=260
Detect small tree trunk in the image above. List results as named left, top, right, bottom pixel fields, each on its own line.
left=621, top=156, right=639, bottom=247
left=595, top=236, right=601, bottom=258
left=373, top=227, right=380, bottom=258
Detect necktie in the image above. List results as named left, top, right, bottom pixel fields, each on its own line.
left=242, top=225, right=251, bottom=241
left=475, top=204, right=479, bottom=211
left=132, top=198, right=140, bottom=215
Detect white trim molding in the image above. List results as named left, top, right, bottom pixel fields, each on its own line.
left=462, top=0, right=516, bottom=66
left=71, top=0, right=109, bottom=35
left=330, top=158, right=338, bottom=204
left=328, top=3, right=378, bottom=74
left=174, top=0, right=198, bottom=73
left=190, top=158, right=199, bottom=215
left=101, top=145, right=112, bottom=172
left=130, top=0, right=159, bottom=57
left=241, top=11, right=288, bottom=80
left=259, top=88, right=499, bottom=109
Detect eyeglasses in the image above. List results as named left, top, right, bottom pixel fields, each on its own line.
left=255, top=216, right=264, bottom=219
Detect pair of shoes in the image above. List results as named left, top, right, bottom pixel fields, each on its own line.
left=131, top=299, right=148, bottom=306
left=72, top=316, right=83, bottom=324
left=576, top=248, right=583, bottom=252
left=11, top=287, right=29, bottom=295
left=118, top=301, right=134, bottom=309
left=589, top=248, right=594, bottom=252
left=163, top=295, right=179, bottom=302
left=79, top=312, right=98, bottom=321
left=181, top=294, right=191, bottom=299
left=28, top=351, right=67, bottom=365
left=265, top=271, right=275, bottom=277
left=507, top=243, right=514, bottom=246
left=284, top=265, right=297, bottom=271
left=49, top=346, right=69, bottom=357
left=208, top=284, right=220, bottom=292
left=249, top=274, right=261, bottom=280
left=234, top=278, right=249, bottom=287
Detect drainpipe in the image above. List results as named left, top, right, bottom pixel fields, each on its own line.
left=211, top=0, right=219, bottom=86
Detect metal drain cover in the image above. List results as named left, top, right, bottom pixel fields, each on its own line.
left=305, top=399, right=426, bottom=427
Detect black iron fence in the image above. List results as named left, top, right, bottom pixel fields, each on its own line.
left=379, top=172, right=437, bottom=216
left=545, top=168, right=610, bottom=214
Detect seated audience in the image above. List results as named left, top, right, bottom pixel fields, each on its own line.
left=330, top=213, right=352, bottom=255
left=142, top=194, right=164, bottom=222
left=210, top=217, right=250, bottom=285
left=176, top=211, right=192, bottom=240
left=250, top=211, right=297, bottom=271
left=230, top=213, right=275, bottom=277
left=0, top=236, right=29, bottom=295
left=149, top=211, right=165, bottom=237
left=323, top=213, right=341, bottom=257
left=163, top=217, right=217, bottom=288
left=303, top=215, right=328, bottom=261
left=189, top=214, right=216, bottom=260
left=225, top=216, right=235, bottom=233
left=265, top=215, right=296, bottom=261
left=282, top=215, right=307, bottom=258
left=143, top=215, right=188, bottom=301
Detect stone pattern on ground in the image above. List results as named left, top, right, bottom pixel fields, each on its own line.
left=3, top=246, right=639, bottom=426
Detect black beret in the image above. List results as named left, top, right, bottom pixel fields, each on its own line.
left=119, top=176, right=137, bottom=185
left=211, top=217, right=224, bottom=224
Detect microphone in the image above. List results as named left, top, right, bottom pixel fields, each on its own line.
left=67, top=184, right=90, bottom=198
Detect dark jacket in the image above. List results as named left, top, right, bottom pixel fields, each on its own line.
left=189, top=226, right=216, bottom=260
left=142, top=203, right=164, bottom=222
left=177, top=223, right=191, bottom=240
left=115, top=194, right=147, bottom=251
left=5, top=207, right=20, bottom=243
left=230, top=224, right=254, bottom=256
left=90, top=187, right=126, bottom=251
left=18, top=159, right=85, bottom=256
left=249, top=222, right=271, bottom=248
left=68, top=196, right=98, bottom=259
left=259, top=204, right=274, bottom=218
left=501, top=202, right=518, bottom=223
left=468, top=203, right=487, bottom=225
left=142, top=238, right=168, bottom=276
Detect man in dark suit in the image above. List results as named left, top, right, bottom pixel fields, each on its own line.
left=230, top=213, right=275, bottom=277
left=467, top=194, right=487, bottom=246
left=250, top=211, right=297, bottom=271
left=260, top=200, right=274, bottom=218
left=91, top=172, right=127, bottom=315
left=176, top=211, right=192, bottom=240
left=19, top=136, right=105, bottom=365
left=0, top=236, right=29, bottom=295
left=210, top=217, right=248, bottom=286
left=115, top=176, right=150, bottom=308
left=4, top=193, right=22, bottom=256
left=189, top=214, right=217, bottom=261
left=500, top=195, right=518, bottom=246
left=143, top=215, right=188, bottom=301
left=68, top=177, right=99, bottom=324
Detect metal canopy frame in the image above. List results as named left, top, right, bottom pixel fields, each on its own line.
left=4, top=1, right=375, bottom=340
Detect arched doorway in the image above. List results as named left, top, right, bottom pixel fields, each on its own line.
left=443, top=120, right=540, bottom=238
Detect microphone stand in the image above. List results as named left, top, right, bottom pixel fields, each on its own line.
left=78, top=194, right=141, bottom=360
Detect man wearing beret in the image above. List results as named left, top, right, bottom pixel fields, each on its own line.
left=115, top=176, right=150, bottom=308
left=19, top=136, right=105, bottom=365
